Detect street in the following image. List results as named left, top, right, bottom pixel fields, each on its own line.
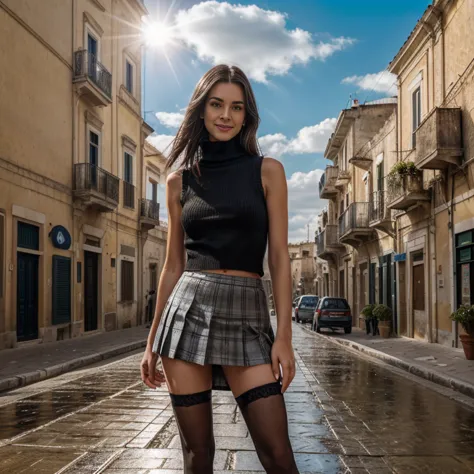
left=1, top=322, right=474, bottom=474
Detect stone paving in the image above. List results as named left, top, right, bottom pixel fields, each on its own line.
left=0, top=326, right=149, bottom=392
left=1, top=322, right=474, bottom=473
left=315, top=326, right=474, bottom=398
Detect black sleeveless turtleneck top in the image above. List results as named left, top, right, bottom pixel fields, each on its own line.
left=180, top=135, right=268, bottom=277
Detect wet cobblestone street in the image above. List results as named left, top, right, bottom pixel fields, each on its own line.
left=1, top=322, right=474, bottom=473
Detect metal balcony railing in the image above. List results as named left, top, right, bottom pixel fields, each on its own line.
left=369, top=190, right=387, bottom=223
left=123, top=181, right=135, bottom=209
left=315, top=224, right=340, bottom=257
left=140, top=199, right=160, bottom=221
left=339, top=202, right=369, bottom=237
left=319, top=166, right=339, bottom=198
left=74, top=50, right=112, bottom=99
left=73, top=163, right=119, bottom=203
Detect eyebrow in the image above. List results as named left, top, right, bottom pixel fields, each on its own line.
left=208, top=97, right=244, bottom=105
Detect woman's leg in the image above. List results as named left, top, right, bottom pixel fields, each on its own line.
left=223, top=364, right=299, bottom=474
left=161, top=357, right=214, bottom=474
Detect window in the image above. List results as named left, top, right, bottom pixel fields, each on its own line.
left=124, top=152, right=133, bottom=183
left=121, top=260, right=134, bottom=301
left=302, top=250, right=309, bottom=257
left=52, top=256, right=71, bottom=325
left=89, top=130, right=99, bottom=166
left=299, top=296, right=319, bottom=308
left=321, top=298, right=349, bottom=310
left=147, top=178, right=158, bottom=202
left=150, top=263, right=158, bottom=292
left=456, top=230, right=474, bottom=307
left=125, top=60, right=134, bottom=94
left=412, top=87, right=421, bottom=147
left=376, top=160, right=384, bottom=191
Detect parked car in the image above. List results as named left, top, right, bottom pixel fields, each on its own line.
left=313, top=297, right=352, bottom=334
left=295, top=295, right=319, bottom=323
left=291, top=297, right=301, bottom=320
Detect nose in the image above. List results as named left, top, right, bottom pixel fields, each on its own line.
left=220, top=106, right=231, bottom=121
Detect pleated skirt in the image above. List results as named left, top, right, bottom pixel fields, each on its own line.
left=152, top=271, right=274, bottom=391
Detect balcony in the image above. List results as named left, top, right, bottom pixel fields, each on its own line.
left=319, top=166, right=339, bottom=199
left=386, top=174, right=430, bottom=211
left=73, top=163, right=119, bottom=212
left=369, top=191, right=394, bottom=235
left=123, top=181, right=135, bottom=209
left=338, top=202, right=374, bottom=246
left=415, top=107, right=462, bottom=170
left=335, top=169, right=351, bottom=189
left=140, top=199, right=160, bottom=231
left=349, top=155, right=372, bottom=170
left=73, top=50, right=112, bottom=106
left=316, top=225, right=344, bottom=260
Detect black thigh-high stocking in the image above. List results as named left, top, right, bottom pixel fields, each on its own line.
left=236, top=382, right=299, bottom=474
left=169, top=389, right=215, bottom=474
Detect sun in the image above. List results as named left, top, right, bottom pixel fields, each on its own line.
left=143, top=21, right=174, bottom=48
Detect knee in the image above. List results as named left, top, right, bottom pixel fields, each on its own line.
left=259, top=445, right=296, bottom=472
left=183, top=444, right=215, bottom=470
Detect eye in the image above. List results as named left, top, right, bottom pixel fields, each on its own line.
left=210, top=102, right=221, bottom=108
left=233, top=105, right=243, bottom=111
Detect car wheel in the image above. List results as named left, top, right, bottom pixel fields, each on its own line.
left=344, top=327, right=352, bottom=334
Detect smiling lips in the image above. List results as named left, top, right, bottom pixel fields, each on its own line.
left=215, top=124, right=233, bottom=132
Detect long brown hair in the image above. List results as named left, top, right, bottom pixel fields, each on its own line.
left=165, top=65, right=261, bottom=171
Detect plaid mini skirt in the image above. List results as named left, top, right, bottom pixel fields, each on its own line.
left=152, top=271, right=274, bottom=391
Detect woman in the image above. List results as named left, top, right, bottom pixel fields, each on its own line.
left=140, top=64, right=299, bottom=474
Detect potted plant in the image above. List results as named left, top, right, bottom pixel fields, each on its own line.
left=450, top=305, right=474, bottom=360
left=361, top=304, right=378, bottom=335
left=373, top=304, right=392, bottom=338
left=386, top=161, right=421, bottom=200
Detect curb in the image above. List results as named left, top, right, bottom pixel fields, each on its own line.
left=0, top=339, right=147, bottom=393
left=300, top=324, right=474, bottom=400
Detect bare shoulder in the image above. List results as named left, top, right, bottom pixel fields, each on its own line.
left=166, top=170, right=183, bottom=199
left=261, top=157, right=286, bottom=192
left=262, top=157, right=285, bottom=176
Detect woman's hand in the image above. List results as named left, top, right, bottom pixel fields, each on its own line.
left=140, top=347, right=166, bottom=389
left=271, top=337, right=296, bottom=393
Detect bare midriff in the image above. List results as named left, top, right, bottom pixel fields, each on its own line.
left=201, top=269, right=261, bottom=279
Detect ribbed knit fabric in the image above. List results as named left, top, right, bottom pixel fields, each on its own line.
left=181, top=134, right=268, bottom=277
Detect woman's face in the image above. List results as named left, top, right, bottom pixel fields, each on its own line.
left=202, top=82, right=246, bottom=142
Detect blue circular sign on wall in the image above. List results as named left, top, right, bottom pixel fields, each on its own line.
left=50, top=225, right=71, bottom=250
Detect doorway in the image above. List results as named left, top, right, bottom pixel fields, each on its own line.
left=339, top=269, right=345, bottom=298
left=17, top=252, right=39, bottom=341
left=84, top=251, right=99, bottom=331
left=412, top=261, right=426, bottom=339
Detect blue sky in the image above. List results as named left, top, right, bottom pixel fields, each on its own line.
left=143, top=0, right=430, bottom=241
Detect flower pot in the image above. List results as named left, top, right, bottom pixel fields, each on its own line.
left=459, top=334, right=474, bottom=360
left=378, top=320, right=391, bottom=338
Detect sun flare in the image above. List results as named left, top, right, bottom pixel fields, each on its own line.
left=143, top=21, right=174, bottom=47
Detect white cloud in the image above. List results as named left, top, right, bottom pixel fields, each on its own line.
left=155, top=112, right=185, bottom=129
left=342, top=70, right=397, bottom=96
left=286, top=169, right=326, bottom=242
left=173, top=2, right=354, bottom=83
left=146, top=134, right=175, bottom=156
left=259, top=118, right=336, bottom=158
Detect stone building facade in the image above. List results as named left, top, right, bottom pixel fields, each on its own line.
left=0, top=0, right=167, bottom=349
left=289, top=242, right=316, bottom=298
left=316, top=0, right=474, bottom=347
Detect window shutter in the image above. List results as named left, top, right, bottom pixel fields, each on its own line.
left=121, top=260, right=134, bottom=301
left=52, top=256, right=71, bottom=324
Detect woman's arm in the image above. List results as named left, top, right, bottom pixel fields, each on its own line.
left=141, top=170, right=185, bottom=388
left=262, top=157, right=295, bottom=393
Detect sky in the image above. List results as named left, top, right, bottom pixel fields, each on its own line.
left=142, top=0, right=430, bottom=242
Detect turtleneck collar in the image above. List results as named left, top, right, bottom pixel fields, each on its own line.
left=199, top=133, right=247, bottom=165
